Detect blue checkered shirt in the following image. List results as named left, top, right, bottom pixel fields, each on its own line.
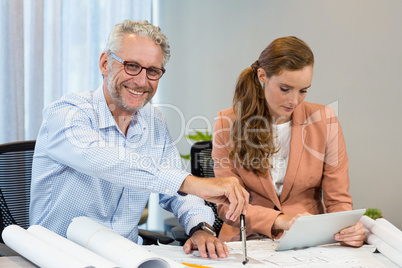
left=30, top=86, right=214, bottom=242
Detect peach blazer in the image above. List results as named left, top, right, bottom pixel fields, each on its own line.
left=212, top=102, right=353, bottom=242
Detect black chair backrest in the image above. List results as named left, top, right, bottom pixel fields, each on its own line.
left=190, top=140, right=223, bottom=235
left=0, top=140, right=36, bottom=242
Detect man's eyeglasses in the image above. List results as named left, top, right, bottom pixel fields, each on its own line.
left=108, top=51, right=165, bottom=81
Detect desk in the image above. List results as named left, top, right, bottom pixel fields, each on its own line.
left=147, top=239, right=399, bottom=268
left=1, top=240, right=399, bottom=267
left=0, top=243, right=37, bottom=267
left=0, top=256, right=37, bottom=267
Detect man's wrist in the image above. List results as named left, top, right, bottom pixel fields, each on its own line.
left=189, top=222, right=216, bottom=237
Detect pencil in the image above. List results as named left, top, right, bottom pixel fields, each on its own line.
left=182, top=262, right=213, bottom=268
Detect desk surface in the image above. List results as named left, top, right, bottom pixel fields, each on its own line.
left=148, top=239, right=399, bottom=268
left=1, top=240, right=399, bottom=268
left=0, top=256, right=37, bottom=267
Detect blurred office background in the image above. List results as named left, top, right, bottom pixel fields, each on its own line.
left=1, top=0, right=401, bottom=232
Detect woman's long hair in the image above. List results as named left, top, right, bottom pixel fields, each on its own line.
left=230, top=36, right=314, bottom=175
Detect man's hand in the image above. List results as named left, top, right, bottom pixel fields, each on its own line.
left=179, top=176, right=249, bottom=221
left=183, top=230, right=229, bottom=259
left=334, top=221, right=365, bottom=247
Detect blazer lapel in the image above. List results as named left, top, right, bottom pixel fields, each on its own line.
left=239, top=167, right=281, bottom=210
left=280, top=104, right=307, bottom=202
left=261, top=170, right=282, bottom=210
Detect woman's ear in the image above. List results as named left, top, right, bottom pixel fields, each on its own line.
left=99, top=51, right=109, bottom=77
left=257, top=68, right=267, bottom=84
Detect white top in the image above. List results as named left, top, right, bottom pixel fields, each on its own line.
left=269, top=121, right=292, bottom=196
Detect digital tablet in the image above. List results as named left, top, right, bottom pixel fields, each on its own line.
left=275, top=209, right=366, bottom=251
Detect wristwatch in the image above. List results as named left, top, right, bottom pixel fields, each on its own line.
left=189, top=222, right=216, bottom=237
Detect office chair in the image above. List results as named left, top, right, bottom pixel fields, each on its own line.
left=171, top=140, right=224, bottom=245
left=0, top=140, right=35, bottom=243
left=0, top=140, right=35, bottom=256
left=189, top=140, right=223, bottom=234
left=0, top=140, right=173, bottom=251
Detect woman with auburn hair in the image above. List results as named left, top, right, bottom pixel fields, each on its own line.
left=213, top=36, right=365, bottom=246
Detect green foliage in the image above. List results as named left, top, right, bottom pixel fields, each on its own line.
left=181, top=154, right=191, bottom=161
left=186, top=130, right=213, bottom=142
left=180, top=129, right=212, bottom=160
left=364, top=208, right=382, bottom=220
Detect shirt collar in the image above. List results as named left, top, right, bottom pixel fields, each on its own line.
left=93, top=86, right=117, bottom=129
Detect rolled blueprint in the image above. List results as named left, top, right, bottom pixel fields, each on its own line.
left=360, top=216, right=402, bottom=253
left=67, top=216, right=183, bottom=268
left=360, top=215, right=376, bottom=230
left=28, top=225, right=119, bottom=268
left=2, top=224, right=92, bottom=268
left=376, top=218, right=402, bottom=236
left=366, top=231, right=402, bottom=267
left=370, top=222, right=402, bottom=252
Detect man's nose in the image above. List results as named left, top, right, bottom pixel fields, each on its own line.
left=133, top=69, right=148, bottom=86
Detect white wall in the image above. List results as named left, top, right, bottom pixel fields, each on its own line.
left=151, top=0, right=402, bottom=230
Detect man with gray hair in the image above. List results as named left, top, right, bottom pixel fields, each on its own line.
left=30, top=20, right=249, bottom=259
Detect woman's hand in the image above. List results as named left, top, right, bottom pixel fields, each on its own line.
left=273, top=212, right=312, bottom=231
left=334, top=221, right=365, bottom=247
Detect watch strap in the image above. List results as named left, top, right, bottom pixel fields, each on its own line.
left=189, top=222, right=216, bottom=237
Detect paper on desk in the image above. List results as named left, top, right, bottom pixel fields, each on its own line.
left=147, top=239, right=388, bottom=268
left=227, top=240, right=385, bottom=268
left=376, top=218, right=402, bottom=235
left=147, top=243, right=263, bottom=267
left=67, top=216, right=185, bottom=268
left=366, top=231, right=402, bottom=266
left=28, top=225, right=118, bottom=268
left=368, top=217, right=402, bottom=252
left=360, top=215, right=402, bottom=266
left=2, top=225, right=91, bottom=268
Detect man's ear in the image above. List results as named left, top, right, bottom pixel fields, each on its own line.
left=99, top=51, right=109, bottom=76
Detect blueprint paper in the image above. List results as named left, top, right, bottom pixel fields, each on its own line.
left=371, top=223, right=402, bottom=251
left=28, top=225, right=118, bottom=267
left=360, top=215, right=376, bottom=229
left=67, top=216, right=184, bottom=268
left=2, top=225, right=91, bottom=268
left=147, top=239, right=389, bottom=268
left=366, top=231, right=402, bottom=267
left=376, top=218, right=402, bottom=238
left=361, top=215, right=402, bottom=258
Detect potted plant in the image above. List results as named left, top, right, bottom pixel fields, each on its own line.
left=180, top=130, right=212, bottom=160
left=364, top=208, right=382, bottom=220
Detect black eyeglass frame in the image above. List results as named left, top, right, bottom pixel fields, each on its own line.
left=108, top=51, right=166, bottom=81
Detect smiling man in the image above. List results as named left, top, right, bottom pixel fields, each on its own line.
left=30, top=20, right=249, bottom=259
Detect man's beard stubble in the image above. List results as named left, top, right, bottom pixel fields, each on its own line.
left=108, top=81, right=154, bottom=113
